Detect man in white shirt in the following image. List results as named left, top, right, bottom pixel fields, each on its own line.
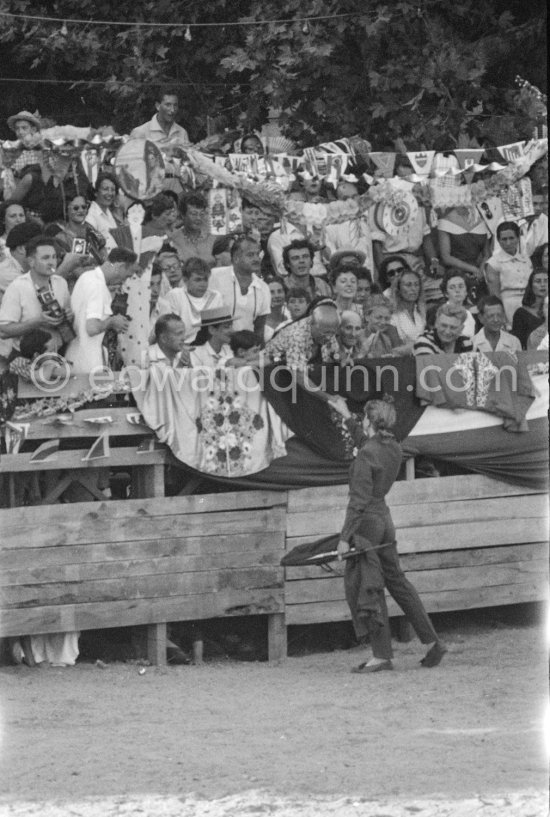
left=147, top=313, right=192, bottom=368
left=473, top=296, right=522, bottom=353
left=190, top=306, right=234, bottom=368
left=130, top=88, right=190, bottom=147
left=65, top=248, right=138, bottom=374
left=267, top=191, right=328, bottom=278
left=209, top=235, right=271, bottom=335
left=0, top=236, right=72, bottom=359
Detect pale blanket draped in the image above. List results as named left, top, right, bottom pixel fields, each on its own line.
left=134, top=364, right=292, bottom=477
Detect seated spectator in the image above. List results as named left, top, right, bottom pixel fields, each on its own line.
left=414, top=303, right=473, bottom=356
left=86, top=172, right=123, bottom=248
left=209, top=235, right=271, bottom=334
left=190, top=306, right=234, bottom=368
left=264, top=276, right=290, bottom=341
left=157, top=244, right=184, bottom=289
left=328, top=247, right=366, bottom=274
left=55, top=192, right=107, bottom=268
left=170, top=192, right=215, bottom=264
left=8, top=327, right=65, bottom=383
left=330, top=265, right=363, bottom=319
left=158, top=256, right=223, bottom=343
left=263, top=300, right=340, bottom=368
left=473, top=296, right=522, bottom=353
left=142, top=193, right=178, bottom=239
left=281, top=239, right=332, bottom=300
left=390, top=268, right=426, bottom=353
left=0, top=222, right=42, bottom=302
left=530, top=242, right=548, bottom=274
left=511, top=269, right=548, bottom=349
left=429, top=269, right=476, bottom=339
left=147, top=313, right=192, bottom=367
left=527, top=296, right=548, bottom=350
left=336, top=310, right=366, bottom=365
left=65, top=247, right=138, bottom=374
left=148, top=262, right=164, bottom=335
left=0, top=235, right=72, bottom=361
left=437, top=205, right=490, bottom=287
left=0, top=200, right=26, bottom=243
left=230, top=329, right=262, bottom=362
left=362, top=298, right=404, bottom=358
left=485, top=221, right=532, bottom=327
left=353, top=266, right=374, bottom=319
left=378, top=254, right=410, bottom=307
left=286, top=287, right=311, bottom=322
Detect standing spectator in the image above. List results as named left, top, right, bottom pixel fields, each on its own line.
left=65, top=248, right=138, bottom=373
left=130, top=88, right=190, bottom=147
left=209, top=235, right=271, bottom=335
left=511, top=269, right=548, bottom=349
left=267, top=191, right=328, bottom=278
left=390, top=269, right=426, bottom=353
left=0, top=236, right=72, bottom=358
left=86, top=173, right=123, bottom=248
left=413, top=304, right=473, bottom=356
left=282, top=239, right=332, bottom=300
left=159, top=256, right=223, bottom=342
left=437, top=205, right=490, bottom=287
left=474, top=296, right=522, bottom=353
left=485, top=221, right=532, bottom=327
left=170, top=193, right=215, bottom=264
left=6, top=111, right=44, bottom=217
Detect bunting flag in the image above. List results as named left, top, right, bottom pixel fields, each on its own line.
left=499, top=141, right=526, bottom=162
left=368, top=151, right=396, bottom=178
left=454, top=148, right=485, bottom=169
left=4, top=422, right=30, bottom=454
left=406, top=150, right=435, bottom=176
left=29, top=439, right=60, bottom=463
left=81, top=432, right=110, bottom=462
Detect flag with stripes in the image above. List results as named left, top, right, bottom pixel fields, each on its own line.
left=29, top=439, right=60, bottom=463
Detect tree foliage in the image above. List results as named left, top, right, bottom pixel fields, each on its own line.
left=0, top=0, right=545, bottom=146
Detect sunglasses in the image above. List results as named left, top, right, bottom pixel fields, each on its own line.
left=70, top=205, right=88, bottom=211
left=387, top=266, right=406, bottom=276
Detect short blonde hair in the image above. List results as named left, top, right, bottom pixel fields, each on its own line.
left=364, top=397, right=396, bottom=432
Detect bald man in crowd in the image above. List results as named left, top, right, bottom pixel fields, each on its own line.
left=263, top=301, right=340, bottom=368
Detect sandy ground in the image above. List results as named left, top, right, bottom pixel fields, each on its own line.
left=0, top=612, right=548, bottom=817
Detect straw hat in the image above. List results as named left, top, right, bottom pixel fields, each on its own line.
left=329, top=247, right=367, bottom=270
left=200, top=306, right=233, bottom=326
left=7, top=111, right=42, bottom=132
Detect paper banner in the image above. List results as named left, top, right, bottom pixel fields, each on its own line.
left=316, top=138, right=353, bottom=154
left=82, top=432, right=110, bottom=462
left=406, top=150, right=435, bottom=176
left=454, top=149, right=485, bottom=170
left=477, top=196, right=505, bottom=235
left=501, top=178, right=534, bottom=221
left=499, top=141, right=526, bottom=163
left=29, top=439, right=60, bottom=463
left=227, top=154, right=259, bottom=175
left=368, top=152, right=396, bottom=178
left=208, top=187, right=228, bottom=235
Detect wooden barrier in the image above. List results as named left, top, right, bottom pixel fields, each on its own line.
left=0, top=403, right=547, bottom=664
left=284, top=475, right=549, bottom=627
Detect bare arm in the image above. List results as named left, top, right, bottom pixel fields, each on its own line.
left=484, top=263, right=501, bottom=297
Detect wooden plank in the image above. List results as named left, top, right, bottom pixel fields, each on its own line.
left=22, top=408, right=150, bottom=441
left=267, top=613, right=287, bottom=662
left=285, top=494, right=548, bottom=538
left=147, top=623, right=167, bottom=666
left=0, top=505, right=288, bottom=549
left=131, top=464, right=165, bottom=498
left=1, top=548, right=284, bottom=586
left=17, top=375, right=129, bottom=400
left=285, top=580, right=548, bottom=626
left=0, top=446, right=167, bottom=474
left=0, top=489, right=287, bottom=534
left=0, top=532, right=285, bottom=571
left=286, top=517, right=547, bottom=555
left=284, top=560, right=548, bottom=606
left=284, top=542, right=549, bottom=581
left=2, top=566, right=285, bottom=608
left=0, top=588, right=285, bottom=637
left=286, top=475, right=543, bottom=514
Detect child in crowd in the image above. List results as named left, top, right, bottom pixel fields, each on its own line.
left=286, top=287, right=311, bottom=321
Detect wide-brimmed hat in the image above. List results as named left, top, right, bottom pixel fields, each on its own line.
left=7, top=111, right=42, bottom=132
left=329, top=247, right=367, bottom=271
left=200, top=306, right=233, bottom=327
